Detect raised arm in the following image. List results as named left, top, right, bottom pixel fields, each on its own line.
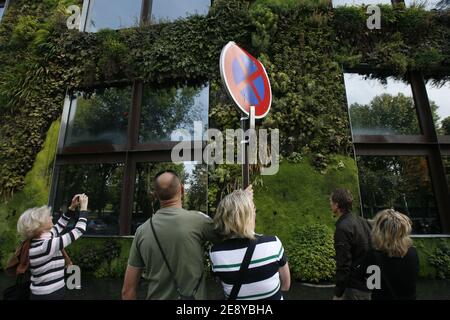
left=50, top=213, right=71, bottom=237
left=44, top=195, right=89, bottom=257
left=50, top=194, right=82, bottom=237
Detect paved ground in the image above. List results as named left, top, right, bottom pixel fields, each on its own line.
left=1, top=272, right=449, bottom=300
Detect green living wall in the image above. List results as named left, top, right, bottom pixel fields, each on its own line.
left=0, top=0, right=449, bottom=281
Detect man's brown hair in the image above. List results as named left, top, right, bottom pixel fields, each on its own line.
left=331, top=188, right=353, bottom=214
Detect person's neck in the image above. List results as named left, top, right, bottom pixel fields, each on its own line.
left=38, top=231, right=52, bottom=239
left=159, top=199, right=182, bottom=209
left=335, top=210, right=348, bottom=219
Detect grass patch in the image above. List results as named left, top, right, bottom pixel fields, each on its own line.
left=0, top=120, right=60, bottom=267
left=254, top=155, right=360, bottom=244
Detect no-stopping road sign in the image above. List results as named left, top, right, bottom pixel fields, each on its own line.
left=220, top=41, right=272, bottom=119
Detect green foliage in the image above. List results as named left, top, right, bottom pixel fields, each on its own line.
left=66, top=237, right=132, bottom=278
left=350, top=93, right=423, bottom=135
left=440, top=116, right=450, bottom=135
left=428, top=239, right=450, bottom=280
left=0, top=120, right=60, bottom=267
left=414, top=237, right=450, bottom=279
left=0, top=0, right=449, bottom=282
left=285, top=224, right=336, bottom=282
left=333, top=5, right=450, bottom=79
left=2, top=0, right=449, bottom=201
left=254, top=155, right=360, bottom=243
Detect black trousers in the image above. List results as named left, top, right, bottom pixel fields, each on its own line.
left=30, top=286, right=66, bottom=300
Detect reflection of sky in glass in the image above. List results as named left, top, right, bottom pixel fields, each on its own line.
left=177, top=84, right=209, bottom=140
left=332, top=0, right=391, bottom=7
left=151, top=0, right=210, bottom=22
left=333, top=0, right=447, bottom=9
left=404, top=0, right=444, bottom=10
left=64, top=90, right=130, bottom=147
left=140, top=84, right=209, bottom=143
left=181, top=161, right=205, bottom=190
left=344, top=74, right=419, bottom=135
left=425, top=81, right=450, bottom=125
left=0, top=7, right=4, bottom=21
left=86, top=0, right=142, bottom=32
left=344, top=74, right=414, bottom=105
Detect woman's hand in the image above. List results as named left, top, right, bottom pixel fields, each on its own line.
left=244, top=184, right=253, bottom=202
left=79, top=194, right=89, bottom=211
left=69, top=194, right=82, bottom=211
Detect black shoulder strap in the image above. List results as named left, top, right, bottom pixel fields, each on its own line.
left=228, top=238, right=257, bottom=300
left=150, top=217, right=203, bottom=298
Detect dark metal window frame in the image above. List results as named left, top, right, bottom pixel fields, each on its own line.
left=50, top=81, right=208, bottom=236
left=344, top=66, right=450, bottom=233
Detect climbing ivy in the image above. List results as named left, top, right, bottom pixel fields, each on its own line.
left=0, top=0, right=449, bottom=203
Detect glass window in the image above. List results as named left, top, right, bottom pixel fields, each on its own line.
left=344, top=74, right=421, bottom=135
left=443, top=155, right=450, bottom=190
left=404, top=0, right=448, bottom=10
left=150, top=0, right=210, bottom=23
left=424, top=80, right=450, bottom=135
left=132, top=161, right=207, bottom=233
left=64, top=87, right=132, bottom=148
left=139, top=84, right=209, bottom=144
left=53, top=164, right=124, bottom=235
left=84, top=0, right=143, bottom=32
left=356, top=155, right=441, bottom=234
left=332, top=0, right=391, bottom=7
left=0, top=6, right=4, bottom=22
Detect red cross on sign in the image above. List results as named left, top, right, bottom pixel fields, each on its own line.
left=220, top=42, right=272, bottom=119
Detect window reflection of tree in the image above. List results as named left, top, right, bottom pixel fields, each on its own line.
left=132, top=162, right=207, bottom=232
left=349, top=93, right=439, bottom=135
left=437, top=0, right=450, bottom=9
left=134, top=162, right=185, bottom=217
left=56, top=164, right=123, bottom=234
left=68, top=87, right=131, bottom=147
left=139, top=86, right=205, bottom=143
left=443, top=156, right=450, bottom=190
left=186, top=164, right=208, bottom=213
left=358, top=156, right=440, bottom=233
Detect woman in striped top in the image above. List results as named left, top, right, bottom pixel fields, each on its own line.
left=210, top=189, right=291, bottom=300
left=16, top=194, right=89, bottom=300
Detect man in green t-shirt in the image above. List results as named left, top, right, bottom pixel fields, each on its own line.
left=121, top=170, right=220, bottom=300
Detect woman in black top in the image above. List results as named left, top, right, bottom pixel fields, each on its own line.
left=363, top=209, right=419, bottom=300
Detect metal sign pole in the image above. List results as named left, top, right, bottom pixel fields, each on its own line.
left=241, top=106, right=255, bottom=189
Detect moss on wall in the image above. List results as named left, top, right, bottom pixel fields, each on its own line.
left=0, top=120, right=60, bottom=266
left=65, top=237, right=132, bottom=279
left=254, top=155, right=360, bottom=243
left=414, top=237, right=450, bottom=279
left=0, top=0, right=449, bottom=280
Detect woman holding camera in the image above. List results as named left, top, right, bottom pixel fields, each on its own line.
left=16, top=194, right=89, bottom=300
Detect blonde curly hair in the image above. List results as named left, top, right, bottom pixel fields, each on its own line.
left=371, top=209, right=413, bottom=258
left=213, top=190, right=256, bottom=240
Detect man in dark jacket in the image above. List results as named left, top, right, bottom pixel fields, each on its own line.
left=331, top=189, right=372, bottom=300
